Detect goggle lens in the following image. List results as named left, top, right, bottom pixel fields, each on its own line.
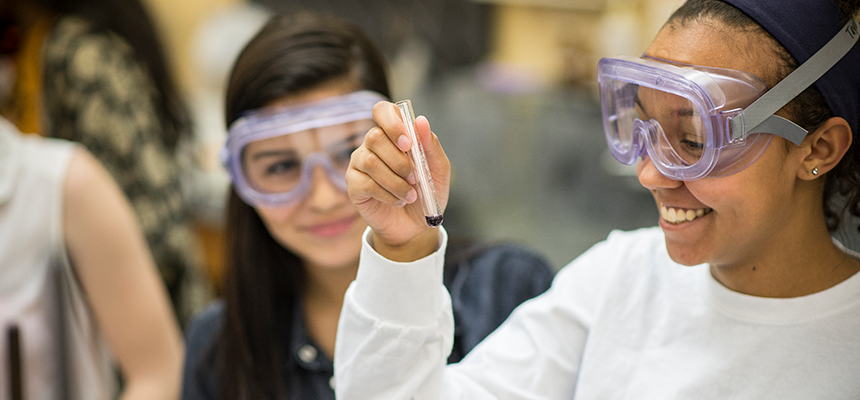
left=239, top=119, right=375, bottom=197
left=638, top=87, right=706, bottom=167
left=598, top=56, right=787, bottom=181
left=603, top=79, right=711, bottom=170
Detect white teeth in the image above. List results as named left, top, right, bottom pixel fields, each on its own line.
left=661, top=204, right=710, bottom=224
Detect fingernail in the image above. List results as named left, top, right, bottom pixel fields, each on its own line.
left=406, top=172, right=416, bottom=185
left=397, top=135, right=410, bottom=151
left=405, top=189, right=417, bottom=203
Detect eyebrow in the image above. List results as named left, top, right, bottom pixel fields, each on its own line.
left=248, top=132, right=364, bottom=161
left=634, top=93, right=694, bottom=120
left=667, top=108, right=694, bottom=119
left=251, top=149, right=298, bottom=161
left=323, top=132, right=364, bottom=150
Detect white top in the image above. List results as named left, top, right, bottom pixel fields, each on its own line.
left=0, top=121, right=114, bottom=400
left=335, top=226, right=860, bottom=400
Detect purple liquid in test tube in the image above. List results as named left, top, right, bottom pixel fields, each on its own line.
left=395, top=100, right=443, bottom=227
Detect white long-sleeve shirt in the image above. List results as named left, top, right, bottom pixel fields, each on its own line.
left=335, top=226, right=860, bottom=399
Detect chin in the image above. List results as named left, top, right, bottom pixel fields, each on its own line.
left=307, top=253, right=361, bottom=271
left=665, top=242, right=709, bottom=267
left=304, top=237, right=363, bottom=271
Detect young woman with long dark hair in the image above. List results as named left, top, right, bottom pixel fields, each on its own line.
left=181, top=12, right=554, bottom=400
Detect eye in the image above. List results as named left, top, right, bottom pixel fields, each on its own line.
left=329, top=133, right=363, bottom=165
left=681, top=138, right=703, bottom=149
left=265, top=159, right=300, bottom=175
left=335, top=146, right=358, bottom=161
left=679, top=135, right=704, bottom=159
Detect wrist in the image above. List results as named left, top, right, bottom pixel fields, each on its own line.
left=371, top=228, right=439, bottom=262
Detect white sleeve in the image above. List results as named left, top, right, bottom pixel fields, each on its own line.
left=335, top=226, right=603, bottom=400
left=334, top=226, right=453, bottom=400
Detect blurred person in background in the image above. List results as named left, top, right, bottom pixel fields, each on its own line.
left=0, top=0, right=209, bottom=323
left=181, top=12, right=554, bottom=400
left=0, top=117, right=183, bottom=399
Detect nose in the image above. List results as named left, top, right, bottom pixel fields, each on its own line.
left=637, top=154, right=682, bottom=190
left=306, top=165, right=346, bottom=210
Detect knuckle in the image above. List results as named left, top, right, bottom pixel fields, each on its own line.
left=354, top=177, right=371, bottom=194
left=362, top=153, right=381, bottom=170
left=394, top=157, right=414, bottom=176
left=365, top=127, right=386, bottom=148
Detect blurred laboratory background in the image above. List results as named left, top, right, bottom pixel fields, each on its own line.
left=143, top=0, right=859, bottom=287
left=145, top=0, right=693, bottom=281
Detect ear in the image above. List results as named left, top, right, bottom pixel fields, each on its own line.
left=796, top=116, right=853, bottom=180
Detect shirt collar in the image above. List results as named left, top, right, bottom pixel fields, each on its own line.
left=287, top=301, right=333, bottom=373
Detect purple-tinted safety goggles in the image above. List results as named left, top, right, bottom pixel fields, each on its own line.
left=598, top=19, right=858, bottom=180
left=598, top=56, right=774, bottom=180
left=221, top=90, right=387, bottom=207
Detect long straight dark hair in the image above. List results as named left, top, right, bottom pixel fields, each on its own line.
left=37, top=0, right=190, bottom=149
left=216, top=12, right=389, bottom=400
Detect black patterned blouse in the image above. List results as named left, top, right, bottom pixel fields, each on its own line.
left=41, top=16, right=206, bottom=322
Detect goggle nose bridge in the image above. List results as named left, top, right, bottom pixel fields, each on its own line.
left=633, top=117, right=687, bottom=166
left=297, top=152, right=350, bottom=192
left=631, top=118, right=654, bottom=161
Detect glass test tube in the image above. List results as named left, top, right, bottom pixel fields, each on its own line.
left=395, top=100, right=443, bottom=227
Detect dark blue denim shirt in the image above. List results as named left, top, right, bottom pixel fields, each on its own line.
left=181, top=241, right=554, bottom=400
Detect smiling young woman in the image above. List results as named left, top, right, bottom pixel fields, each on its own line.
left=334, top=0, right=860, bottom=398
left=180, top=12, right=555, bottom=400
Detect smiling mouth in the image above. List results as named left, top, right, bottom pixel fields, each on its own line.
left=661, top=204, right=713, bottom=224
left=307, top=216, right=359, bottom=237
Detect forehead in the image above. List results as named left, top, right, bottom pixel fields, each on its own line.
left=266, top=79, right=360, bottom=109
left=243, top=119, right=374, bottom=153
left=645, top=20, right=774, bottom=84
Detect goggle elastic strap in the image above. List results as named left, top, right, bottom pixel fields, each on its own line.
left=730, top=18, right=859, bottom=145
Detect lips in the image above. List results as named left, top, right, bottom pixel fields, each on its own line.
left=306, top=215, right=360, bottom=237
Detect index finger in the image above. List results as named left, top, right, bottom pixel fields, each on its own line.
left=372, top=101, right=412, bottom=152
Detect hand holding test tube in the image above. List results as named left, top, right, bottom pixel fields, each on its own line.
left=395, top=100, right=443, bottom=227
left=345, top=99, right=448, bottom=261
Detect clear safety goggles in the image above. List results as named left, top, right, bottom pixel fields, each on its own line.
left=221, top=90, right=387, bottom=207
left=597, top=19, right=858, bottom=180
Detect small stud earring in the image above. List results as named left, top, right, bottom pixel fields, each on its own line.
left=812, top=167, right=819, bottom=176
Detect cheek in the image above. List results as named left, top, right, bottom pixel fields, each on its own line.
left=255, top=205, right=299, bottom=238
left=686, top=176, right=743, bottom=205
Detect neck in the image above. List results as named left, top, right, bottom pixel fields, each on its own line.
left=300, top=259, right=358, bottom=358
left=302, top=260, right=358, bottom=308
left=710, top=215, right=860, bottom=298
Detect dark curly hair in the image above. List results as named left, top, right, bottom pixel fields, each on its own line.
left=35, top=0, right=191, bottom=149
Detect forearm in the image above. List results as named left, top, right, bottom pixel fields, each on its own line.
left=63, top=148, right=185, bottom=400
left=335, top=227, right=452, bottom=399
left=116, top=330, right=183, bottom=400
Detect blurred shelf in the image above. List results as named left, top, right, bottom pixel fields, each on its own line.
left=472, top=0, right=608, bottom=11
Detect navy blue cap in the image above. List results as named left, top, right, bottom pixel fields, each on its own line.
left=722, top=0, right=860, bottom=134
